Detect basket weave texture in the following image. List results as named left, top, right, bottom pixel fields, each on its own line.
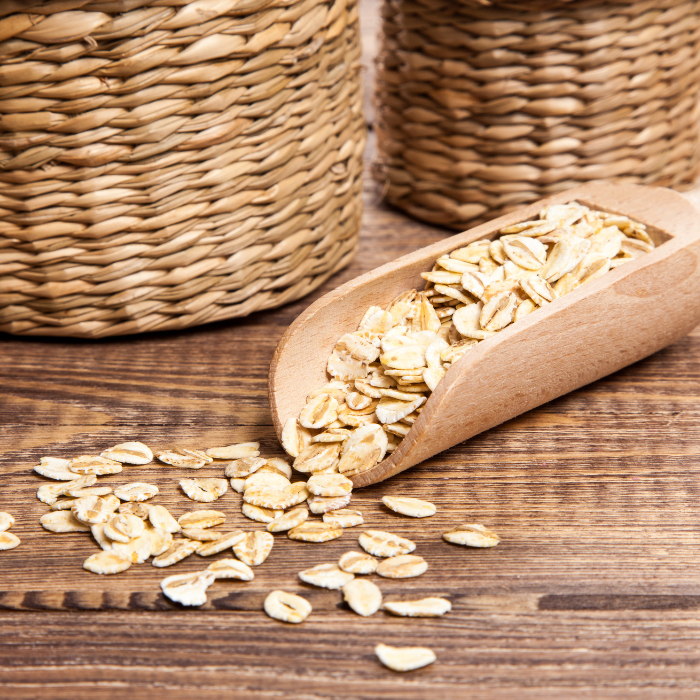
left=0, top=0, right=365, bottom=337
left=374, top=0, right=700, bottom=229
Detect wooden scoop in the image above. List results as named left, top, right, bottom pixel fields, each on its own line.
left=269, top=183, right=700, bottom=487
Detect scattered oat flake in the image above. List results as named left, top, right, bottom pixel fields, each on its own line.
left=37, top=475, right=95, bottom=506
left=0, top=532, right=20, bottom=550
left=232, top=531, right=274, bottom=566
left=146, top=525, right=173, bottom=557
left=112, top=532, right=153, bottom=564
left=264, top=458, right=292, bottom=479
left=91, top=524, right=113, bottom=551
left=243, top=471, right=290, bottom=493
left=67, top=486, right=112, bottom=499
left=0, top=512, right=15, bottom=533
left=323, top=509, right=363, bottom=528
left=178, top=510, right=225, bottom=530
left=382, top=496, right=436, bottom=518
left=343, top=578, right=382, bottom=617
left=299, top=563, right=354, bottom=590
left=51, top=498, right=77, bottom=511
left=180, top=478, right=228, bottom=503
left=442, top=523, right=500, bottom=547
left=242, top=503, right=282, bottom=524
left=156, top=447, right=209, bottom=469
left=338, top=550, right=378, bottom=575
left=207, top=558, right=254, bottom=581
left=229, top=478, right=246, bottom=493
left=267, top=507, right=308, bottom=533
left=375, top=643, right=436, bottom=672
left=281, top=419, right=310, bottom=459
left=114, top=482, right=159, bottom=502
left=103, top=513, right=145, bottom=543
left=101, top=442, right=153, bottom=465
left=376, top=554, right=428, bottom=579
left=34, top=457, right=76, bottom=480
left=288, top=520, right=342, bottom=543
left=206, top=443, right=260, bottom=460
left=83, top=551, right=131, bottom=575
left=245, top=482, right=309, bottom=510
left=161, top=570, right=215, bottom=607
left=119, top=502, right=150, bottom=519
left=359, top=530, right=416, bottom=558
left=152, top=539, right=201, bottom=567
left=264, top=590, right=312, bottom=624
left=182, top=528, right=222, bottom=542
left=69, top=455, right=122, bottom=476
left=225, top=457, right=267, bottom=478
left=103, top=494, right=121, bottom=512
left=71, top=498, right=111, bottom=527
left=196, top=530, right=246, bottom=557
left=293, top=443, right=341, bottom=474
left=308, top=492, right=351, bottom=514
left=148, top=505, right=180, bottom=533
left=306, top=473, right=353, bottom=498
left=383, top=598, right=452, bottom=617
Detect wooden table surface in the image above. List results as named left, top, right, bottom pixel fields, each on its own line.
left=4, top=6, right=700, bottom=699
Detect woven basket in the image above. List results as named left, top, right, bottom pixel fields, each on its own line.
left=373, top=0, right=700, bottom=229
left=0, top=0, right=365, bottom=337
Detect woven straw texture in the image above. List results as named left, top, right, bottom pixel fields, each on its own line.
left=374, top=0, right=700, bottom=229
left=0, top=0, right=365, bottom=338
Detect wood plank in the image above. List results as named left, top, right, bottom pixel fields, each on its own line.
left=1, top=609, right=700, bottom=699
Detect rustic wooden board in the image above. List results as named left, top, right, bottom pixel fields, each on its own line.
left=3, top=144, right=700, bottom=697
left=3, top=2, right=700, bottom=696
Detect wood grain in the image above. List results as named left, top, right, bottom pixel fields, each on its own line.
left=3, top=157, right=700, bottom=700
left=2, top=1, right=700, bottom=696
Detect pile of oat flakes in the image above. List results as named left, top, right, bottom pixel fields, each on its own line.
left=1, top=203, right=653, bottom=673
left=8, top=439, right=487, bottom=672
left=282, top=201, right=654, bottom=478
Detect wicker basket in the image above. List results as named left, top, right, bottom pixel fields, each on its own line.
left=0, top=0, right=365, bottom=337
left=373, top=0, right=700, bottom=229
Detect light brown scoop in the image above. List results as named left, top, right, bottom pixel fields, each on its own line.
left=269, top=184, right=700, bottom=487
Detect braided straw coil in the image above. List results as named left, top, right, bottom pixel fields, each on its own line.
left=374, top=0, right=700, bottom=229
left=0, top=0, right=365, bottom=337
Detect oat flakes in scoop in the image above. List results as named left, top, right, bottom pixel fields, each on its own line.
left=280, top=203, right=653, bottom=478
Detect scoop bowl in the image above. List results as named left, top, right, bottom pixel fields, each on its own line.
left=269, top=183, right=700, bottom=487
